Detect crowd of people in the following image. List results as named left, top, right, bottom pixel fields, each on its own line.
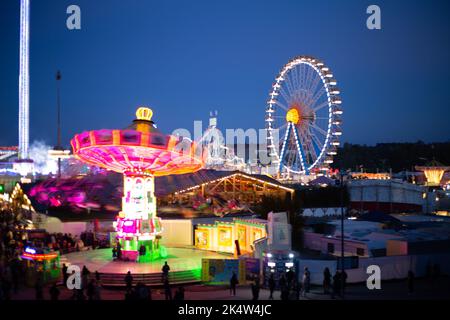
left=0, top=202, right=91, bottom=300
left=0, top=203, right=37, bottom=300
left=232, top=267, right=349, bottom=301
left=122, top=263, right=185, bottom=301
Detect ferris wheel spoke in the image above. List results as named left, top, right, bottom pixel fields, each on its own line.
left=311, top=132, right=324, bottom=155
left=314, top=117, right=330, bottom=120
left=272, top=122, right=288, bottom=139
left=302, top=70, right=316, bottom=105
left=282, top=73, right=293, bottom=98
left=292, top=65, right=301, bottom=92
left=279, top=87, right=292, bottom=105
left=305, top=65, right=315, bottom=93
left=311, top=100, right=329, bottom=112
left=285, top=73, right=297, bottom=100
left=301, top=128, right=317, bottom=165
left=308, top=74, right=322, bottom=100
left=274, top=100, right=289, bottom=111
left=307, top=87, right=326, bottom=109
left=310, top=123, right=328, bottom=137
left=300, top=65, right=310, bottom=96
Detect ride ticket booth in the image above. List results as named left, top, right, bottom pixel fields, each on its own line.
left=21, top=247, right=61, bottom=286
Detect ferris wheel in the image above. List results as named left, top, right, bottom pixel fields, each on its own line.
left=266, top=56, right=343, bottom=177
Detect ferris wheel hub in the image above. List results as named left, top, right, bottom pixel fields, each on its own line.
left=286, top=108, right=300, bottom=125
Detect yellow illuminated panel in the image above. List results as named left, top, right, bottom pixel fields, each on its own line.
left=195, top=229, right=210, bottom=249
left=237, top=226, right=247, bottom=248
left=218, top=226, right=233, bottom=248
left=253, top=229, right=263, bottom=241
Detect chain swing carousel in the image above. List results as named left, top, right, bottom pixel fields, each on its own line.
left=71, top=107, right=204, bottom=262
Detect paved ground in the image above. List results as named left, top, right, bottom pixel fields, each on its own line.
left=62, top=247, right=230, bottom=274
left=8, top=276, right=450, bottom=300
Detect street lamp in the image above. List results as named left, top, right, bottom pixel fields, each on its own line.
left=339, top=169, right=346, bottom=299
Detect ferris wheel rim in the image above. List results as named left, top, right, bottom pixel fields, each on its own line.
left=265, top=55, right=342, bottom=175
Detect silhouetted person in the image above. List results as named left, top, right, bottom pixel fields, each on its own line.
left=251, top=277, right=260, bottom=300
left=112, top=246, right=117, bottom=259
left=117, top=242, right=122, bottom=260
left=87, top=279, right=96, bottom=300
left=332, top=271, right=341, bottom=298
left=82, top=265, right=90, bottom=289
left=302, top=267, right=310, bottom=297
left=124, top=289, right=134, bottom=300
left=230, top=272, right=238, bottom=296
left=62, top=263, right=68, bottom=286
left=323, top=267, right=332, bottom=294
left=268, top=273, right=276, bottom=299
left=139, top=244, right=146, bottom=256
left=35, top=275, right=44, bottom=300
left=286, top=269, right=294, bottom=287
left=125, top=271, right=133, bottom=291
left=95, top=271, right=101, bottom=282
left=164, top=278, right=172, bottom=300
left=162, top=261, right=170, bottom=280
left=278, top=274, right=287, bottom=292
left=251, top=283, right=259, bottom=300
left=342, top=270, right=348, bottom=295
left=280, top=286, right=290, bottom=301
left=174, top=286, right=185, bottom=301
left=49, top=283, right=60, bottom=301
left=136, top=282, right=150, bottom=300
left=76, top=289, right=86, bottom=300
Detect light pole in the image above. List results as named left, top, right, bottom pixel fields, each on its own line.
left=55, top=70, right=62, bottom=178
left=339, top=170, right=346, bottom=299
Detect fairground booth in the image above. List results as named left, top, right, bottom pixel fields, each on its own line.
left=156, top=170, right=295, bottom=217
left=195, top=218, right=267, bottom=254
left=21, top=247, right=61, bottom=286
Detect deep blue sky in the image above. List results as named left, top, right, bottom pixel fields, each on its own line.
left=1, top=0, right=449, bottom=148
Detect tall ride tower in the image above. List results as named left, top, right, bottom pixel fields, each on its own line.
left=15, top=0, right=33, bottom=176
left=18, top=0, right=30, bottom=160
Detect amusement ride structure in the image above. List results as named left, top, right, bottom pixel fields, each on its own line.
left=200, top=111, right=246, bottom=171
left=71, top=107, right=204, bottom=261
left=266, top=56, right=343, bottom=180
left=415, top=159, right=450, bottom=187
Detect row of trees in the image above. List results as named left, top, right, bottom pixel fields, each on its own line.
left=333, top=141, right=450, bottom=172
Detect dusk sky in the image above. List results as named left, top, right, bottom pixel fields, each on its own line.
left=1, top=0, right=449, bottom=148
